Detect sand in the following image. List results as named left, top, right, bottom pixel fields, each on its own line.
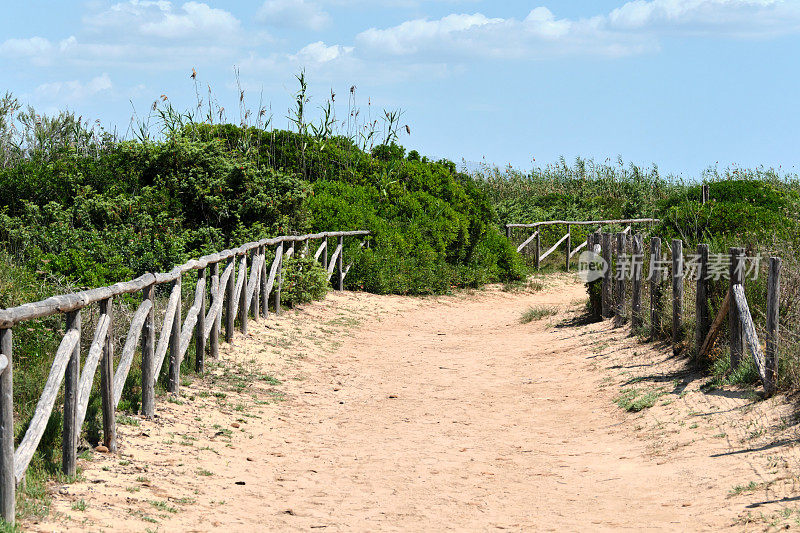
left=27, top=274, right=800, bottom=531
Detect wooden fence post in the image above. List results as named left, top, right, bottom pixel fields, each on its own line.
left=650, top=237, right=662, bottom=338
left=695, top=244, right=709, bottom=357
left=505, top=225, right=511, bottom=241
left=534, top=232, right=541, bottom=270
left=62, top=309, right=81, bottom=477
left=337, top=236, right=344, bottom=291
left=565, top=225, right=571, bottom=271
left=729, top=247, right=745, bottom=369
left=252, top=248, right=260, bottom=321
left=210, top=262, right=220, bottom=359
left=601, top=233, right=612, bottom=318
left=631, top=234, right=643, bottom=330
left=99, top=298, right=117, bottom=452
left=702, top=184, right=710, bottom=204
left=225, top=257, right=235, bottom=343
left=0, top=328, right=14, bottom=523
left=766, top=257, right=781, bottom=394
left=275, top=246, right=283, bottom=316
left=141, top=283, right=155, bottom=417
left=322, top=237, right=328, bottom=270
left=169, top=276, right=181, bottom=394
left=672, top=239, right=684, bottom=355
left=239, top=256, right=248, bottom=334
left=196, top=267, right=206, bottom=373
left=260, top=246, right=269, bottom=317
left=614, top=232, right=626, bottom=325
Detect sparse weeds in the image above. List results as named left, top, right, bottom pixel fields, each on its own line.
left=520, top=305, right=558, bottom=324
left=615, top=388, right=664, bottom=412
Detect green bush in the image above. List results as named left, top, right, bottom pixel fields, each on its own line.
left=280, top=255, right=329, bottom=305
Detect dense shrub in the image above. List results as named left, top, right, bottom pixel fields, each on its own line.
left=281, top=255, right=329, bottom=305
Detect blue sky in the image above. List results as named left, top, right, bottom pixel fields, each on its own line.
left=1, top=0, right=799, bottom=177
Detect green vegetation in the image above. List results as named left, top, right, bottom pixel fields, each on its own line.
left=0, top=77, right=524, bottom=521
left=614, top=388, right=663, bottom=412
left=520, top=305, right=558, bottom=323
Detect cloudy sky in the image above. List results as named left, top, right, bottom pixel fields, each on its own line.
left=2, top=0, right=799, bottom=176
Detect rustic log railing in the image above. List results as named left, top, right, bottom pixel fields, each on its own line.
left=582, top=231, right=781, bottom=397
left=0, top=229, right=370, bottom=524
left=510, top=204, right=781, bottom=398
left=505, top=219, right=659, bottom=271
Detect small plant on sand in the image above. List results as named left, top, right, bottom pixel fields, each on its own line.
left=614, top=388, right=663, bottom=412
left=71, top=499, right=87, bottom=511
left=520, top=305, right=558, bottom=323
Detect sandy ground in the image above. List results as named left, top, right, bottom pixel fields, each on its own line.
left=27, top=275, right=800, bottom=531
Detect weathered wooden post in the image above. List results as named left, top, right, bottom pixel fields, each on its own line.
left=322, top=236, right=328, bottom=270
left=141, top=283, right=155, bottom=417
left=237, top=253, right=247, bottom=335
left=631, top=234, right=643, bottom=330
left=63, top=309, right=81, bottom=477
left=650, top=237, right=662, bottom=337
left=766, top=257, right=781, bottom=395
left=729, top=247, right=745, bottom=369
left=225, top=257, right=235, bottom=343
left=672, top=239, right=684, bottom=355
left=534, top=232, right=541, bottom=270
left=601, top=233, right=613, bottom=318
left=260, top=245, right=269, bottom=317
left=210, top=262, right=220, bottom=359
left=337, top=236, right=344, bottom=291
left=695, top=244, right=709, bottom=357
left=196, top=267, right=206, bottom=373
left=0, top=327, right=14, bottom=523
left=239, top=255, right=248, bottom=334
left=505, top=225, right=511, bottom=241
left=565, top=225, right=571, bottom=271
left=100, top=298, right=115, bottom=452
left=702, top=184, right=710, bottom=204
left=252, top=248, right=261, bottom=321
left=169, top=276, right=181, bottom=394
left=275, top=245, right=283, bottom=316
left=614, top=232, right=626, bottom=325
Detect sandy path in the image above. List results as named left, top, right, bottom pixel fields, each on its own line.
left=29, top=276, right=800, bottom=531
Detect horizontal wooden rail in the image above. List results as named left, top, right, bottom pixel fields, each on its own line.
left=506, top=218, right=659, bottom=229
left=0, top=230, right=370, bottom=328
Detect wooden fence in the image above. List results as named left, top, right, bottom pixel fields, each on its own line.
left=0, top=229, right=370, bottom=524
left=505, top=219, right=660, bottom=270
left=509, top=224, right=781, bottom=399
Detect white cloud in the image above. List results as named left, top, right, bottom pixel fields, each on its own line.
left=35, top=73, right=113, bottom=101
left=0, top=36, right=80, bottom=66
left=355, top=0, right=800, bottom=62
left=85, top=1, right=243, bottom=42
left=292, top=41, right=354, bottom=63
left=357, top=14, right=502, bottom=55
left=257, top=0, right=330, bottom=31
left=608, top=0, right=800, bottom=37
left=0, top=37, right=53, bottom=57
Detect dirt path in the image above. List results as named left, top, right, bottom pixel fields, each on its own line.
left=29, top=276, right=800, bottom=531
